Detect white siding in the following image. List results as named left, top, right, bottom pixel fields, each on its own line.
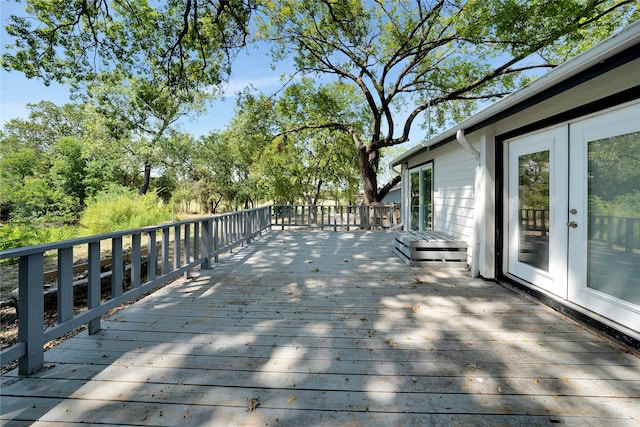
left=407, top=141, right=478, bottom=243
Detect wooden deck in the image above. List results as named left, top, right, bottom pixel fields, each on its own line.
left=1, top=230, right=639, bottom=426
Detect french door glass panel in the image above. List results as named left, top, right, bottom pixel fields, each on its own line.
left=517, top=150, right=550, bottom=271
left=507, top=127, right=568, bottom=296
left=410, top=171, right=420, bottom=230
left=587, top=131, right=640, bottom=305
left=568, top=102, right=640, bottom=330
left=409, top=165, right=432, bottom=231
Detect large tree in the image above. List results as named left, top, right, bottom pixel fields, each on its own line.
left=87, top=72, right=203, bottom=194
left=0, top=102, right=126, bottom=221
left=256, top=0, right=638, bottom=204
left=2, top=1, right=255, bottom=193
left=255, top=78, right=365, bottom=205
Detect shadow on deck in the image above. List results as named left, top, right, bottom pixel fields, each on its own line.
left=1, top=230, right=639, bottom=426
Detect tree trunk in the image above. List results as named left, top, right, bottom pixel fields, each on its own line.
left=312, top=179, right=323, bottom=206
left=138, top=162, right=151, bottom=195
left=359, top=145, right=379, bottom=205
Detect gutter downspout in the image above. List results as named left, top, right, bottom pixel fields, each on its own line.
left=456, top=129, right=480, bottom=161
left=456, top=129, right=481, bottom=278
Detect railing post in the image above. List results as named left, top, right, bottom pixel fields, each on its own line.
left=57, top=247, right=74, bottom=323
left=87, top=241, right=101, bottom=335
left=18, top=253, right=44, bottom=375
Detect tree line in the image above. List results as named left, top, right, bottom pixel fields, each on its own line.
left=0, top=94, right=362, bottom=224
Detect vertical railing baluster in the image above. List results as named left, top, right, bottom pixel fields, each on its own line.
left=193, top=222, right=200, bottom=261
left=57, top=247, right=74, bottom=323
left=241, top=212, right=245, bottom=246
left=147, top=231, right=157, bottom=281
left=246, top=211, right=252, bottom=244
left=228, top=215, right=233, bottom=248
left=184, top=223, right=191, bottom=279
left=174, top=225, right=181, bottom=271
left=625, top=218, right=634, bottom=253
left=229, top=214, right=233, bottom=247
left=200, top=219, right=211, bottom=269
left=112, top=237, right=123, bottom=297
left=162, top=227, right=170, bottom=275
left=214, top=217, right=219, bottom=262
left=131, top=233, right=141, bottom=288
left=18, top=253, right=44, bottom=375
left=87, top=241, right=101, bottom=335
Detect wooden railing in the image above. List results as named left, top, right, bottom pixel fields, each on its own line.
left=589, top=214, right=640, bottom=253
left=0, top=203, right=404, bottom=375
left=519, top=209, right=640, bottom=252
left=272, top=204, right=401, bottom=230
left=520, top=208, right=548, bottom=237
left=0, top=206, right=271, bottom=375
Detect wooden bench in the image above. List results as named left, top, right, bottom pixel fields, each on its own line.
left=393, top=230, right=467, bottom=267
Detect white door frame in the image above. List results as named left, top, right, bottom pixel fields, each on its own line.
left=407, top=163, right=433, bottom=231
left=506, top=126, right=569, bottom=297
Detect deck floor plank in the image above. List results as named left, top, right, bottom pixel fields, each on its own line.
left=2, top=230, right=639, bottom=426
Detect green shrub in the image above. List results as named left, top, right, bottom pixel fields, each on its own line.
left=80, top=186, right=172, bottom=235
left=0, top=222, right=78, bottom=252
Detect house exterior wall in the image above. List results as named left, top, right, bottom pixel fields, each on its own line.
left=394, top=25, right=640, bottom=345
left=381, top=187, right=401, bottom=204
left=403, top=139, right=479, bottom=264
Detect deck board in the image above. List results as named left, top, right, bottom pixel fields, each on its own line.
left=2, top=230, right=639, bottom=426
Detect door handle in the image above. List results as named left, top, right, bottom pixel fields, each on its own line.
left=567, top=221, right=578, bottom=228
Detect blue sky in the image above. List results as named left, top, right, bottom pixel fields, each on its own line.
left=0, top=3, right=292, bottom=137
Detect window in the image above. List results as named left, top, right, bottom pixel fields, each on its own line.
left=409, top=164, right=432, bottom=231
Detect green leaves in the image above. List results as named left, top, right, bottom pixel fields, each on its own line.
left=3, top=0, right=254, bottom=91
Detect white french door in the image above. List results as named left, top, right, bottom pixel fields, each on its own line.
left=568, top=103, right=640, bottom=331
left=507, top=126, right=568, bottom=297
left=507, top=102, right=640, bottom=333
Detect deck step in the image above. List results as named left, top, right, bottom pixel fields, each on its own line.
left=393, top=230, right=467, bottom=267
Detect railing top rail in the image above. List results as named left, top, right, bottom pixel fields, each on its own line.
left=0, top=206, right=271, bottom=260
